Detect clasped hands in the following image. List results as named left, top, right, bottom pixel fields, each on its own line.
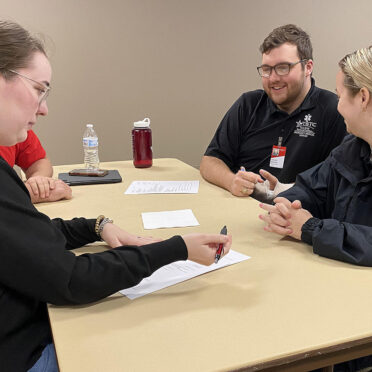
left=259, top=197, right=313, bottom=240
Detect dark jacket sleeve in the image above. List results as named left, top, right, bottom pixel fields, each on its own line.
left=303, top=218, right=372, bottom=266
left=51, top=217, right=98, bottom=249
left=0, top=164, right=188, bottom=305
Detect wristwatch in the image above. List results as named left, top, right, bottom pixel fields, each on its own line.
left=301, top=217, right=322, bottom=245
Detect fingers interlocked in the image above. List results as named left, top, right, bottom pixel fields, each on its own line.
left=259, top=202, right=293, bottom=235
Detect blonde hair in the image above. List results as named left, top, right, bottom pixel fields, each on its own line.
left=339, top=46, right=372, bottom=96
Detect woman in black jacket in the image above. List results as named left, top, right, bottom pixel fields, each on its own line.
left=259, top=46, right=372, bottom=372
left=259, top=45, right=372, bottom=267
left=0, top=20, right=231, bottom=372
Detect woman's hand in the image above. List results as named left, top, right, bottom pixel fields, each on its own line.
left=182, top=233, right=232, bottom=265
left=100, top=223, right=162, bottom=248
left=254, top=169, right=293, bottom=201
left=259, top=197, right=312, bottom=240
left=259, top=169, right=278, bottom=190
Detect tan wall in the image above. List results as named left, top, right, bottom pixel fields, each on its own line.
left=2, top=0, right=372, bottom=168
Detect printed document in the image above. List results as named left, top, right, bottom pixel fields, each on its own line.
left=125, top=180, right=199, bottom=194
left=142, top=209, right=199, bottom=229
left=120, top=250, right=250, bottom=299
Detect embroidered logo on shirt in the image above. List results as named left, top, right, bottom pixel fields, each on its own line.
left=294, top=114, right=317, bottom=137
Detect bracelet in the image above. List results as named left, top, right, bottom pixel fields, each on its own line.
left=95, top=215, right=105, bottom=236
left=98, top=217, right=113, bottom=238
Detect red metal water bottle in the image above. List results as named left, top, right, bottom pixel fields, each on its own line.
left=132, top=118, right=153, bottom=168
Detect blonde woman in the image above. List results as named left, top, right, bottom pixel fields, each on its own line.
left=260, top=46, right=372, bottom=372
left=260, top=45, right=372, bottom=265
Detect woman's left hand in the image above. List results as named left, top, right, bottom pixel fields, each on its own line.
left=100, top=223, right=162, bottom=248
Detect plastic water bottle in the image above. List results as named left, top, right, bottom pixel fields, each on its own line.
left=132, top=118, right=152, bottom=168
left=83, top=124, right=100, bottom=169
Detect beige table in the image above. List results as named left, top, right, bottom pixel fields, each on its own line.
left=38, top=158, right=372, bottom=372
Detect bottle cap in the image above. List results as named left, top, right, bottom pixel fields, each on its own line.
left=133, top=118, right=150, bottom=128
left=87, top=123, right=93, bottom=128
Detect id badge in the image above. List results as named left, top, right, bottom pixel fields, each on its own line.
left=269, top=145, right=286, bottom=168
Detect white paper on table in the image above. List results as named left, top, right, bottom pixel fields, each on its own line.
left=141, top=209, right=199, bottom=229
left=125, top=180, right=199, bottom=194
left=120, top=250, right=250, bottom=300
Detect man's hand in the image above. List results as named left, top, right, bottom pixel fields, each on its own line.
left=100, top=223, right=162, bottom=248
left=259, top=197, right=312, bottom=240
left=230, top=168, right=263, bottom=197
left=26, top=176, right=56, bottom=198
left=200, top=157, right=262, bottom=198
left=26, top=178, right=72, bottom=203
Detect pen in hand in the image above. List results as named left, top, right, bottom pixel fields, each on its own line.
left=215, top=225, right=227, bottom=264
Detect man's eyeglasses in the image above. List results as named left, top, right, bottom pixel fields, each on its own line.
left=6, top=69, right=50, bottom=104
left=257, top=59, right=308, bottom=78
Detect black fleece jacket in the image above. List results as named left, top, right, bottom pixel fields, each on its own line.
left=280, top=135, right=372, bottom=266
left=0, top=157, right=187, bottom=371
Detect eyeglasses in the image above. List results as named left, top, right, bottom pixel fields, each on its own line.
left=6, top=69, right=50, bottom=105
left=257, top=59, right=308, bottom=78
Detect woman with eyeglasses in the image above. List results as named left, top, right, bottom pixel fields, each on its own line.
left=0, top=66, right=73, bottom=204
left=0, top=20, right=232, bottom=372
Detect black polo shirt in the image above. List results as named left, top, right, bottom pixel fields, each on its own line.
left=204, top=79, right=346, bottom=183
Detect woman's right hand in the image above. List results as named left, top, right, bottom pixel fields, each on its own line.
left=182, top=233, right=232, bottom=265
left=255, top=169, right=293, bottom=200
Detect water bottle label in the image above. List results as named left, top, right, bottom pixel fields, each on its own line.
left=83, top=138, right=98, bottom=147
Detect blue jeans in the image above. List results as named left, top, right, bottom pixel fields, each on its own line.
left=28, top=343, right=59, bottom=372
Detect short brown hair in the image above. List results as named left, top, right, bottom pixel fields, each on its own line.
left=259, top=24, right=313, bottom=61
left=0, top=20, right=46, bottom=80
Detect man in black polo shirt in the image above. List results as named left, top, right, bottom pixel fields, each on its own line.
left=200, top=24, right=346, bottom=199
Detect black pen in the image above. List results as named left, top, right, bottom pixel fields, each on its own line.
left=215, top=225, right=227, bottom=264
